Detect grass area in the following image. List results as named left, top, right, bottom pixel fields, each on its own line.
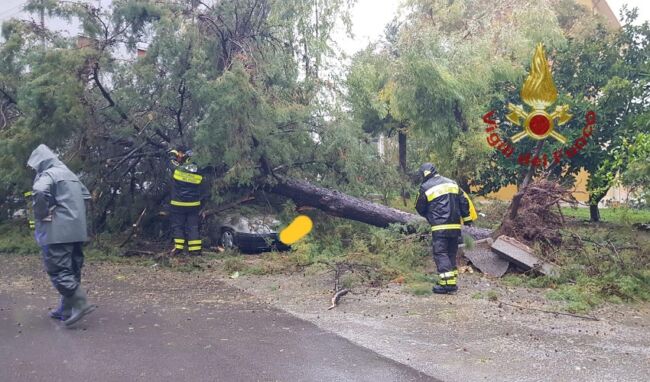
left=561, top=207, right=650, bottom=224
left=453, top=201, right=650, bottom=312
left=2, top=202, right=648, bottom=312
left=499, top=219, right=650, bottom=312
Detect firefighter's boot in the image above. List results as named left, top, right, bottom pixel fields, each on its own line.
left=171, top=238, right=185, bottom=256
left=433, top=271, right=458, bottom=294
left=63, top=287, right=96, bottom=327
left=49, top=296, right=72, bottom=321
left=432, top=284, right=458, bottom=294
left=187, top=239, right=202, bottom=256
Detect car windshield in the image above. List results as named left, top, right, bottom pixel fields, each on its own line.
left=248, top=218, right=274, bottom=234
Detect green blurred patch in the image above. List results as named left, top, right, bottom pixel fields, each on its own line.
left=408, top=282, right=433, bottom=296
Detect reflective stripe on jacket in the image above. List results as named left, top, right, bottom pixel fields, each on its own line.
left=169, top=162, right=204, bottom=208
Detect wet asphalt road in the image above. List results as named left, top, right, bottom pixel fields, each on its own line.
left=0, top=261, right=436, bottom=382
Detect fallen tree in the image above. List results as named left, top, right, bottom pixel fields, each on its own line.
left=270, top=176, right=492, bottom=240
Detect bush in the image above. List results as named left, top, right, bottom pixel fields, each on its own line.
left=0, top=223, right=39, bottom=255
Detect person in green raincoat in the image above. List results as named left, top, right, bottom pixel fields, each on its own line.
left=27, top=144, right=96, bottom=327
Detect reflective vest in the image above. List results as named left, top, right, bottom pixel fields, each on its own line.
left=170, top=163, right=203, bottom=208
left=415, top=175, right=474, bottom=236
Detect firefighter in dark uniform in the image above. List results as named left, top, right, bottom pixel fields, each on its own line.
left=168, top=147, right=205, bottom=256
left=415, top=163, right=476, bottom=294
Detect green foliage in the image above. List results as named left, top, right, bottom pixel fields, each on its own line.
left=549, top=226, right=649, bottom=309
left=476, top=7, right=650, bottom=206
left=0, top=224, right=39, bottom=255
left=545, top=284, right=603, bottom=313
left=619, top=133, right=650, bottom=203
left=0, top=0, right=367, bottom=229
left=347, top=0, right=572, bottom=190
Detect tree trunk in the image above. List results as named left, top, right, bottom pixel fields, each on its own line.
left=270, top=176, right=491, bottom=240
left=506, top=141, right=544, bottom=221
left=398, top=131, right=407, bottom=175
left=589, top=204, right=600, bottom=222
left=588, top=189, right=608, bottom=222
left=458, top=176, right=470, bottom=193
left=398, top=128, right=409, bottom=206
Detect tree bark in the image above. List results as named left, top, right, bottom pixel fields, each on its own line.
left=398, top=127, right=409, bottom=206
left=506, top=141, right=544, bottom=221
left=270, top=176, right=491, bottom=240
left=588, top=189, right=608, bottom=222
left=398, top=129, right=407, bottom=174
left=589, top=204, right=600, bottom=222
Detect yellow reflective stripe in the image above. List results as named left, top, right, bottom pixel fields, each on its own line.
left=174, top=239, right=186, bottom=244
left=187, top=240, right=202, bottom=245
left=440, top=272, right=455, bottom=278
left=171, top=200, right=201, bottom=207
left=453, top=269, right=459, bottom=276
left=175, top=244, right=185, bottom=250
left=425, top=183, right=459, bottom=202
left=188, top=246, right=201, bottom=251
left=24, top=191, right=33, bottom=197
left=438, top=278, right=457, bottom=285
left=431, top=224, right=461, bottom=231
left=462, top=216, right=473, bottom=222
left=173, top=169, right=203, bottom=185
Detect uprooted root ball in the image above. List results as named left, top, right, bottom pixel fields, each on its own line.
left=499, top=179, right=576, bottom=255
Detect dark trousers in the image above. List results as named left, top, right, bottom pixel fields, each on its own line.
left=170, top=207, right=201, bottom=252
left=432, top=235, right=458, bottom=274
left=42, top=242, right=84, bottom=297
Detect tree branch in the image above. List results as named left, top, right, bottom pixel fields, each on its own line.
left=92, top=62, right=140, bottom=132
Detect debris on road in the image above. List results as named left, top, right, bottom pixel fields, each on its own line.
left=121, top=250, right=157, bottom=257
left=328, top=288, right=350, bottom=310
left=633, top=223, right=650, bottom=232
left=460, top=238, right=509, bottom=277
left=491, top=235, right=557, bottom=276
left=497, top=301, right=599, bottom=321
left=458, top=265, right=474, bottom=274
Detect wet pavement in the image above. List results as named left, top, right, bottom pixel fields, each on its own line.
left=0, top=256, right=436, bottom=382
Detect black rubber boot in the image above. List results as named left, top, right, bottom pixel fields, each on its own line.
left=49, top=296, right=72, bottom=321
left=63, top=287, right=96, bottom=327
left=432, top=285, right=458, bottom=294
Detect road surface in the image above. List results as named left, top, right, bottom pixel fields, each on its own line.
left=0, top=255, right=436, bottom=382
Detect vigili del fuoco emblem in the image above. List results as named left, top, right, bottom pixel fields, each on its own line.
left=506, top=43, right=572, bottom=144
